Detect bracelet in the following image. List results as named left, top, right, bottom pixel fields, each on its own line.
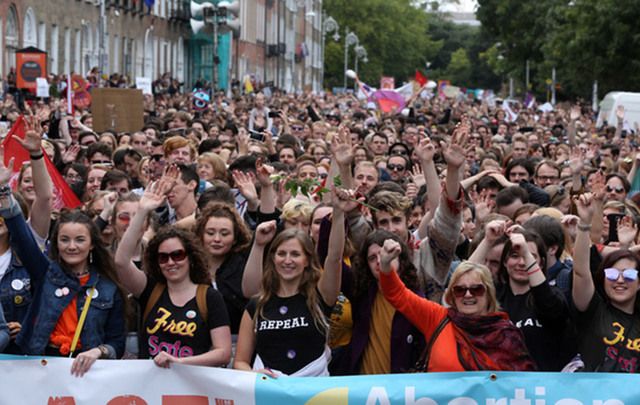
left=526, top=261, right=538, bottom=272
left=0, top=185, right=11, bottom=198
left=577, top=222, right=592, bottom=231
left=29, top=152, right=44, bottom=160
left=527, top=267, right=541, bottom=276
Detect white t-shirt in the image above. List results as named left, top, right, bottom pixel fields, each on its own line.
left=0, top=249, right=13, bottom=281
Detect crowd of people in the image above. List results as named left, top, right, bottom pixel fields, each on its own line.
left=0, top=71, right=639, bottom=377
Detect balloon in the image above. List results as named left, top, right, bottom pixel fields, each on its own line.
left=345, top=70, right=357, bottom=80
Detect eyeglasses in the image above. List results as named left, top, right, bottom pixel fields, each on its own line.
left=452, top=284, right=487, bottom=298
left=606, top=185, right=625, bottom=193
left=116, top=212, right=131, bottom=224
left=91, top=159, right=112, bottom=165
left=158, top=249, right=187, bottom=264
left=151, top=154, right=164, bottom=162
left=291, top=126, right=304, bottom=131
left=604, top=268, right=638, bottom=282
left=537, top=175, right=559, bottom=182
left=319, top=173, right=328, bottom=179
left=387, top=163, right=406, bottom=172
left=390, top=150, right=408, bottom=156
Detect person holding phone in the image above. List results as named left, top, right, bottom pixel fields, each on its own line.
left=573, top=193, right=640, bottom=372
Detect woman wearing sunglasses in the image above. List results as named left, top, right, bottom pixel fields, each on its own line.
left=574, top=193, right=640, bottom=372
left=115, top=179, right=232, bottom=368
left=378, top=239, right=535, bottom=371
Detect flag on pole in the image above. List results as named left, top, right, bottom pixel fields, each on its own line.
left=394, top=82, right=414, bottom=101
left=415, top=70, right=428, bottom=87
left=3, top=116, right=82, bottom=210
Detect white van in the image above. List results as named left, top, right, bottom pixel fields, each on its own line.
left=597, top=92, right=640, bottom=129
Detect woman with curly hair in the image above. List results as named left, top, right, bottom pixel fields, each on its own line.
left=234, top=188, right=347, bottom=376
left=195, top=202, right=252, bottom=334
left=336, top=229, right=425, bottom=375
left=115, top=180, right=231, bottom=368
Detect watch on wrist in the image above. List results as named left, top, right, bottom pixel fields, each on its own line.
left=98, top=344, right=110, bottom=359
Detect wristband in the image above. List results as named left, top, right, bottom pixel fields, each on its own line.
left=527, top=267, right=541, bottom=276
left=0, top=185, right=11, bottom=198
left=30, top=152, right=44, bottom=160
left=525, top=261, right=538, bottom=272
left=577, top=222, right=592, bottom=231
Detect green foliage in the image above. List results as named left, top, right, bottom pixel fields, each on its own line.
left=476, top=0, right=640, bottom=98
left=323, top=0, right=442, bottom=89
left=323, top=0, right=501, bottom=91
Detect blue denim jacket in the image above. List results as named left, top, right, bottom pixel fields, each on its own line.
left=0, top=254, right=32, bottom=326
left=2, top=202, right=125, bottom=357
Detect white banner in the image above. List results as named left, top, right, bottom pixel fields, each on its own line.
left=36, top=78, right=50, bottom=98
left=0, top=357, right=256, bottom=404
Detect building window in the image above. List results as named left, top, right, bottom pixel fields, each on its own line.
left=38, top=23, right=46, bottom=51
left=51, top=25, right=59, bottom=74
left=64, top=28, right=71, bottom=74
left=23, top=8, right=38, bottom=48
left=5, top=6, right=19, bottom=73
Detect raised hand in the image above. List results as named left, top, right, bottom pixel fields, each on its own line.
left=232, top=170, right=258, bottom=204
left=0, top=146, right=15, bottom=187
left=415, top=137, right=436, bottom=163
left=333, top=186, right=359, bottom=213
left=140, top=179, right=172, bottom=212
left=569, top=148, right=584, bottom=177
left=331, top=125, right=354, bottom=167
left=474, top=190, right=496, bottom=223
left=378, top=238, right=402, bottom=274
left=617, top=105, right=625, bottom=123
left=508, top=232, right=530, bottom=255
left=405, top=182, right=418, bottom=201
left=410, top=163, right=426, bottom=188
left=590, top=172, right=606, bottom=201
left=574, top=193, right=595, bottom=223
left=62, top=144, right=81, bottom=164
left=484, top=219, right=507, bottom=244
left=442, top=123, right=469, bottom=169
left=617, top=216, right=638, bottom=247
left=561, top=214, right=579, bottom=240
left=15, top=115, right=44, bottom=155
left=255, top=157, right=275, bottom=188
left=255, top=220, right=277, bottom=246
left=570, top=105, right=581, bottom=121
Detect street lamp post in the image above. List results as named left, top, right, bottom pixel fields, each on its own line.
left=354, top=44, right=367, bottom=75
left=321, top=14, right=339, bottom=91
left=343, top=28, right=358, bottom=90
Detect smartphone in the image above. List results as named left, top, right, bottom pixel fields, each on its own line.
left=268, top=111, right=280, bottom=118
left=249, top=130, right=265, bottom=141
left=608, top=213, right=625, bottom=243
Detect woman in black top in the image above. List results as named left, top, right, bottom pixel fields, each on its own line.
left=115, top=178, right=231, bottom=367
left=195, top=202, right=252, bottom=334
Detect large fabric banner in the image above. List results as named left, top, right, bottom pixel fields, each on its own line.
left=0, top=356, right=634, bottom=404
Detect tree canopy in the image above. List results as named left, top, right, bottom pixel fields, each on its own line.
left=476, top=0, right=640, bottom=98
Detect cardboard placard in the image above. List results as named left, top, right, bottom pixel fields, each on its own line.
left=380, top=76, right=395, bottom=90
left=91, top=88, right=144, bottom=133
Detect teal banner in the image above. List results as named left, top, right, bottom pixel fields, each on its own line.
left=255, top=371, right=629, bottom=404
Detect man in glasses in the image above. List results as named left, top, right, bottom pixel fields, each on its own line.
left=534, top=160, right=561, bottom=188
left=604, top=174, right=630, bottom=202
left=386, top=154, right=410, bottom=183
left=86, top=142, right=114, bottom=167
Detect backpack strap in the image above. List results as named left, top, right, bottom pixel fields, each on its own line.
left=143, top=283, right=166, bottom=324
left=196, top=284, right=209, bottom=328
left=412, top=315, right=450, bottom=372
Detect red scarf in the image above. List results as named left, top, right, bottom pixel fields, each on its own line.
left=447, top=308, right=537, bottom=371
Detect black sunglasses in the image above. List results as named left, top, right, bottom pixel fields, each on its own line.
left=452, top=284, right=486, bottom=298
left=387, top=163, right=406, bottom=171
left=158, top=249, right=187, bottom=264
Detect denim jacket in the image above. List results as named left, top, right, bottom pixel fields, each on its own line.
left=1, top=201, right=125, bottom=357
left=0, top=254, right=32, bottom=326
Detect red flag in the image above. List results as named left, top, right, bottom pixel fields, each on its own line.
left=3, top=116, right=82, bottom=210
left=415, top=70, right=428, bottom=87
